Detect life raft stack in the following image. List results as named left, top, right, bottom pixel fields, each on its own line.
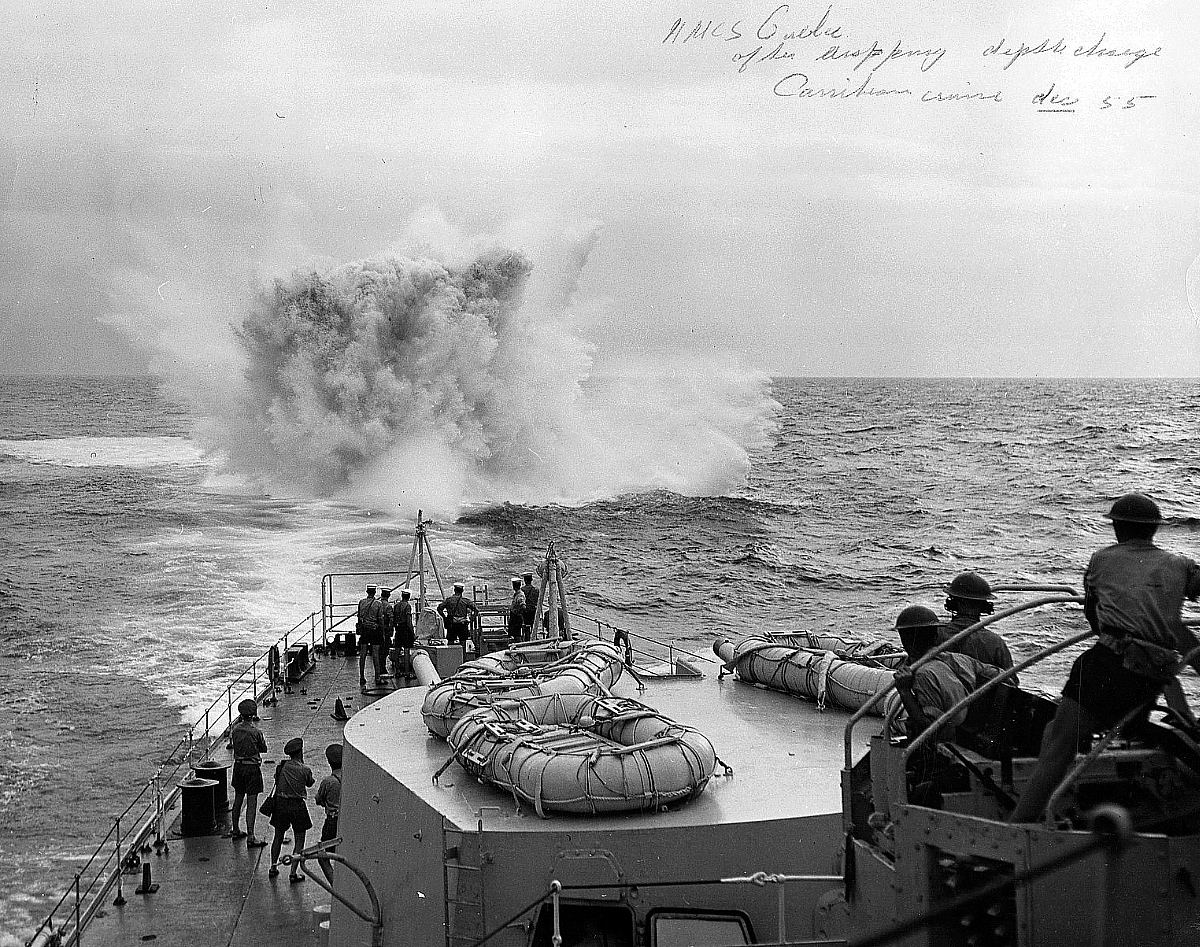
left=447, top=692, right=722, bottom=817
left=421, top=637, right=725, bottom=816
left=420, top=640, right=625, bottom=738
left=715, top=634, right=904, bottom=717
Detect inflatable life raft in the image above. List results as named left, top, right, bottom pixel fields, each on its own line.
left=762, top=631, right=906, bottom=669
left=446, top=692, right=721, bottom=816
left=421, top=640, right=625, bottom=738
left=715, top=635, right=902, bottom=717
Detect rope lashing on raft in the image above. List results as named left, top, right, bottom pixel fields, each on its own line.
left=421, top=640, right=625, bottom=738
left=445, top=692, right=724, bottom=817
left=714, top=635, right=902, bottom=718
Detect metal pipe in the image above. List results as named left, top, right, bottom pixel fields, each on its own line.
left=843, top=594, right=1084, bottom=769
left=904, top=630, right=1095, bottom=760
left=286, top=846, right=383, bottom=946
left=991, top=583, right=1081, bottom=597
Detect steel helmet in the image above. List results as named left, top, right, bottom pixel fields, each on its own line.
left=1104, top=493, right=1164, bottom=524
left=946, top=571, right=994, bottom=602
left=894, top=605, right=940, bottom=630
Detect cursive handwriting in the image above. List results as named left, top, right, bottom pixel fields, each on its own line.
left=660, top=9, right=1166, bottom=114
left=818, top=39, right=946, bottom=74
left=663, top=4, right=845, bottom=46
left=983, top=33, right=1162, bottom=70
left=982, top=37, right=1067, bottom=70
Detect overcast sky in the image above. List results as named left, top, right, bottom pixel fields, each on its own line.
left=1, top=0, right=1196, bottom=377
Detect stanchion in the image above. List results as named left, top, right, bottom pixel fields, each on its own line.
left=113, top=816, right=127, bottom=906
left=153, top=775, right=168, bottom=853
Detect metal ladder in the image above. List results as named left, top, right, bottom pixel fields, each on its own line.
left=442, top=817, right=486, bottom=947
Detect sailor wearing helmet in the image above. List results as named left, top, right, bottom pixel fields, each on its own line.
left=938, top=571, right=1016, bottom=680
left=1010, top=492, right=1200, bottom=822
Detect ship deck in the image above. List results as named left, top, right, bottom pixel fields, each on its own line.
left=81, top=647, right=869, bottom=944
left=82, top=652, right=401, bottom=944
left=351, top=663, right=863, bottom=830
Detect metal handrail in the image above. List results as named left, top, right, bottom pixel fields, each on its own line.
left=842, top=594, right=1085, bottom=770
left=991, top=583, right=1081, bottom=596
left=903, top=630, right=1095, bottom=761
left=27, top=610, right=326, bottom=947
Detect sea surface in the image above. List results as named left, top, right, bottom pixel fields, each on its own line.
left=3, top=374, right=1200, bottom=940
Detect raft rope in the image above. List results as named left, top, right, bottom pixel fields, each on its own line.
left=444, top=693, right=721, bottom=816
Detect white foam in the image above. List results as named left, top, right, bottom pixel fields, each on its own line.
left=0, top=436, right=209, bottom=469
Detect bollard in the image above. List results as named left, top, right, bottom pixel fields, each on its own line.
left=179, top=778, right=219, bottom=836
left=193, top=760, right=230, bottom=811
left=135, top=860, right=159, bottom=895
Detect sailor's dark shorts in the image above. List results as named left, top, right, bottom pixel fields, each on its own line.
left=231, top=761, right=264, bottom=794
left=270, top=797, right=313, bottom=833
left=1062, top=643, right=1163, bottom=729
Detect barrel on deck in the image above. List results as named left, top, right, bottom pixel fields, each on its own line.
left=193, top=760, right=230, bottom=811
left=179, top=777, right=218, bottom=836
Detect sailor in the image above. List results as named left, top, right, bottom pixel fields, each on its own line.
left=437, top=583, right=477, bottom=648
left=357, top=585, right=381, bottom=688
left=395, top=589, right=417, bottom=678
left=508, top=577, right=526, bottom=641
left=522, top=572, right=539, bottom=636
left=314, top=744, right=343, bottom=887
left=892, top=605, right=1002, bottom=742
left=228, top=699, right=269, bottom=848
left=268, top=736, right=315, bottom=882
left=378, top=588, right=394, bottom=680
left=938, top=571, right=1017, bottom=680
left=1009, top=492, right=1200, bottom=822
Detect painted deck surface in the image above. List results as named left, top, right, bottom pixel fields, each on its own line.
left=347, top=656, right=866, bottom=831
left=83, top=652, right=402, bottom=945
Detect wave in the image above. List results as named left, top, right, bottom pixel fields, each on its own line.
left=105, top=219, right=778, bottom=516
left=0, top=436, right=208, bottom=469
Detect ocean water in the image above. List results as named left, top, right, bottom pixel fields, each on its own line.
left=3, top=374, right=1200, bottom=940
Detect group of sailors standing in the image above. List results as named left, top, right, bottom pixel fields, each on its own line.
left=354, top=571, right=547, bottom=688
left=354, top=584, right=417, bottom=689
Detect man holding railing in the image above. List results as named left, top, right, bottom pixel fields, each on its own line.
left=1009, top=492, right=1200, bottom=823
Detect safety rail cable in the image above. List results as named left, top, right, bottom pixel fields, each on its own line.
left=26, top=614, right=325, bottom=947
left=842, top=594, right=1084, bottom=770
left=571, top=609, right=721, bottom=666
left=1041, top=641, right=1200, bottom=825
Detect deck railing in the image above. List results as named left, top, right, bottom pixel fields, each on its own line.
left=570, top=609, right=721, bottom=670
left=26, top=613, right=326, bottom=947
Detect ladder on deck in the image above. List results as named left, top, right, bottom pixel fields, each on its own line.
left=442, top=817, right=487, bottom=947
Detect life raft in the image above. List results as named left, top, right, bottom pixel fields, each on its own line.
left=714, top=635, right=902, bottom=717
left=446, top=692, right=721, bottom=816
left=762, top=631, right=906, bottom=669
left=421, top=640, right=625, bottom=739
